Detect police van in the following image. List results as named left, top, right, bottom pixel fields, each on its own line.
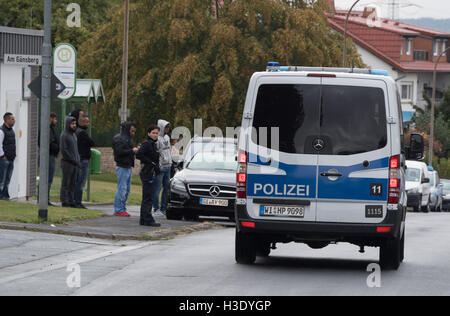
left=235, top=63, right=424, bottom=270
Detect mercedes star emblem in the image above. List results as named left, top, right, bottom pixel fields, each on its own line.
left=209, top=186, right=221, bottom=198
left=313, top=138, right=325, bottom=151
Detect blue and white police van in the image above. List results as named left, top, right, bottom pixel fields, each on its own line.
left=235, top=63, right=424, bottom=270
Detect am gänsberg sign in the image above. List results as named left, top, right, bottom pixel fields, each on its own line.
left=4, top=54, right=42, bottom=66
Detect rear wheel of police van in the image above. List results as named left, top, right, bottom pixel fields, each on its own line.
left=379, top=233, right=403, bottom=270
left=235, top=230, right=257, bottom=264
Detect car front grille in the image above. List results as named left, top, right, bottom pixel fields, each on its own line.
left=187, top=184, right=236, bottom=199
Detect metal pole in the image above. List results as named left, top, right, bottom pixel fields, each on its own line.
left=38, top=0, right=52, bottom=221
left=121, top=0, right=130, bottom=123
left=87, top=99, right=92, bottom=202
left=429, top=46, right=450, bottom=166
left=343, top=0, right=360, bottom=67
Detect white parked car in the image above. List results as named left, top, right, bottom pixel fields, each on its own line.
left=405, top=160, right=431, bottom=212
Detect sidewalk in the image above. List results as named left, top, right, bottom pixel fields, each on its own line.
left=0, top=205, right=224, bottom=241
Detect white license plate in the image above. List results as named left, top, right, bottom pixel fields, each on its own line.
left=200, top=198, right=229, bottom=207
left=260, top=205, right=305, bottom=218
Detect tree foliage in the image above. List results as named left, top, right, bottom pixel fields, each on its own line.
left=0, top=0, right=121, bottom=49
left=77, top=0, right=362, bottom=142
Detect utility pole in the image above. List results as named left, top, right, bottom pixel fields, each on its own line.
left=429, top=46, right=450, bottom=166
left=121, top=0, right=130, bottom=123
left=38, top=0, right=52, bottom=221
left=343, top=0, right=360, bottom=68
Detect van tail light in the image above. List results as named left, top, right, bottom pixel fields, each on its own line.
left=237, top=150, right=248, bottom=199
left=388, top=155, right=401, bottom=204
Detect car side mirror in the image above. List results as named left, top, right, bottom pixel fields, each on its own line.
left=406, top=134, right=424, bottom=160
left=422, top=178, right=430, bottom=184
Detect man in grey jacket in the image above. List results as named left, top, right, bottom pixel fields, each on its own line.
left=153, top=119, right=172, bottom=215
left=60, top=116, right=80, bottom=207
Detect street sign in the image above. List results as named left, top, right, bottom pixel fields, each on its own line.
left=4, top=54, right=42, bottom=66
left=53, top=43, right=77, bottom=100
left=28, top=74, right=66, bottom=100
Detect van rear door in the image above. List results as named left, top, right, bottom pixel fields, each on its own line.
left=315, top=78, right=391, bottom=223
left=246, top=76, right=321, bottom=222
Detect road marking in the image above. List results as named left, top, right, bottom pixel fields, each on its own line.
left=0, top=241, right=153, bottom=285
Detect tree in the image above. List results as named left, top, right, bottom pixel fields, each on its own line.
left=0, top=0, right=121, bottom=51
left=78, top=0, right=364, bottom=142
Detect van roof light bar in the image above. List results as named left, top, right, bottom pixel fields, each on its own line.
left=266, top=63, right=389, bottom=76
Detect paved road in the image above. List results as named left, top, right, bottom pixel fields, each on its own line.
left=0, top=212, right=449, bottom=296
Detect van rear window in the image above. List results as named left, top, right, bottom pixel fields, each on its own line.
left=252, top=84, right=387, bottom=155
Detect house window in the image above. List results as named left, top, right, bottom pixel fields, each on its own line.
left=406, top=38, right=412, bottom=56
left=401, top=82, right=413, bottom=102
left=442, top=40, right=448, bottom=56
left=434, top=39, right=440, bottom=56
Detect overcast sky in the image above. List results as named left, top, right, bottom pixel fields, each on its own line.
left=334, top=0, right=450, bottom=19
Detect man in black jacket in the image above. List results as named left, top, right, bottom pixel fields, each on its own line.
left=48, top=113, right=59, bottom=206
left=74, top=115, right=95, bottom=209
left=136, top=125, right=161, bottom=226
left=112, top=122, right=139, bottom=217
left=60, top=116, right=80, bottom=207
left=0, top=113, right=16, bottom=200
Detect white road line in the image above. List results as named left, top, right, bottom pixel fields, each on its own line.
left=0, top=241, right=153, bottom=285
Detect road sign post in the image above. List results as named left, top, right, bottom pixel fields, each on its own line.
left=38, top=0, right=52, bottom=221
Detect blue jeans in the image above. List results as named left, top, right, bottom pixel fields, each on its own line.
left=75, top=159, right=90, bottom=205
left=0, top=159, right=14, bottom=200
left=114, top=167, right=132, bottom=213
left=153, top=166, right=171, bottom=212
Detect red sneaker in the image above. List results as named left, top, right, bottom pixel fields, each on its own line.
left=114, top=212, right=130, bottom=217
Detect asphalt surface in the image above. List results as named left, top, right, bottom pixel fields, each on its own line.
left=0, top=212, right=449, bottom=296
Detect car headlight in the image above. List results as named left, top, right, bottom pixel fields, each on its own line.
left=171, top=178, right=187, bottom=192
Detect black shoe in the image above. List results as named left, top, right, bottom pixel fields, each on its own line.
left=76, top=204, right=87, bottom=209
left=142, top=222, right=161, bottom=227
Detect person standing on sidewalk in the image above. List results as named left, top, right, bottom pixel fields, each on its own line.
left=38, top=113, right=59, bottom=206
left=60, top=116, right=80, bottom=207
left=136, top=125, right=161, bottom=227
left=48, top=113, right=59, bottom=206
left=112, top=122, right=139, bottom=217
left=74, top=115, right=95, bottom=209
left=0, top=113, right=16, bottom=200
left=153, top=119, right=172, bottom=216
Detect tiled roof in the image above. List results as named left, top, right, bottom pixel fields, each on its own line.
left=328, top=11, right=450, bottom=72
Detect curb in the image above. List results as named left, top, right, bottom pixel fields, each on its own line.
left=0, top=221, right=223, bottom=241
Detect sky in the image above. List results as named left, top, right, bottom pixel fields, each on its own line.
left=334, top=0, right=450, bottom=19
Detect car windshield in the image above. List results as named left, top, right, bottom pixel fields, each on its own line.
left=442, top=181, right=450, bottom=194
left=184, top=140, right=237, bottom=162
left=187, top=152, right=237, bottom=171
left=430, top=173, right=436, bottom=186
left=406, top=168, right=421, bottom=182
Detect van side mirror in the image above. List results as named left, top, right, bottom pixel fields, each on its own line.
left=422, top=178, right=430, bottom=184
left=406, top=134, right=424, bottom=160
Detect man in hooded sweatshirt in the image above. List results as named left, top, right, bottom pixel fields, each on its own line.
left=60, top=116, right=80, bottom=207
left=112, top=122, right=139, bottom=217
left=153, top=119, right=172, bottom=216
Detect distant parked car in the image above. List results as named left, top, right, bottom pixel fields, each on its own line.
left=429, top=169, right=443, bottom=212
left=406, top=160, right=431, bottom=212
left=166, top=149, right=237, bottom=221
left=441, top=179, right=450, bottom=211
